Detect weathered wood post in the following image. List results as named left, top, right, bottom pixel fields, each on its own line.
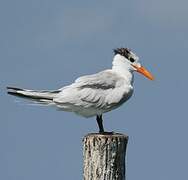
left=83, top=133, right=128, bottom=180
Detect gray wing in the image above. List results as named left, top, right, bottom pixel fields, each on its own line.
left=74, top=70, right=118, bottom=90
left=53, top=70, right=128, bottom=111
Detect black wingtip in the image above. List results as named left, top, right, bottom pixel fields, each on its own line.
left=7, top=86, right=23, bottom=91
left=7, top=91, right=16, bottom=95
left=7, top=91, right=32, bottom=99
left=7, top=91, right=21, bottom=97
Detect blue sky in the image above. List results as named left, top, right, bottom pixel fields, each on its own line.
left=1, top=0, right=188, bottom=179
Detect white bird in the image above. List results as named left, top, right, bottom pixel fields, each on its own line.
left=7, top=48, right=154, bottom=133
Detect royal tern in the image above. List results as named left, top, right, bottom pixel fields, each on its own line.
left=7, top=48, right=154, bottom=133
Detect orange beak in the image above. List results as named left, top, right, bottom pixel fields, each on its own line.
left=132, top=64, right=154, bottom=80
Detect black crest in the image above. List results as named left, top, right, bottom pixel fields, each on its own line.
left=113, top=48, right=131, bottom=59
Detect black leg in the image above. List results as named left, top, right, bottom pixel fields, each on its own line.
left=96, top=115, right=104, bottom=133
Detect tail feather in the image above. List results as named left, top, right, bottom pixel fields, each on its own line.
left=7, top=86, right=60, bottom=103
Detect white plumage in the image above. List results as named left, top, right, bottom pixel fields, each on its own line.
left=54, top=70, right=133, bottom=117
left=7, top=48, right=154, bottom=132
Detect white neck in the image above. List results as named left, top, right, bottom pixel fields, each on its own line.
left=112, top=55, right=134, bottom=85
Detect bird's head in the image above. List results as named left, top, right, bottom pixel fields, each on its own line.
left=113, top=48, right=154, bottom=80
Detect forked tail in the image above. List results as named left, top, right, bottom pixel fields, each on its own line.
left=7, top=86, right=60, bottom=104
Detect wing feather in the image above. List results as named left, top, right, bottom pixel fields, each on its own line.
left=53, top=70, right=129, bottom=112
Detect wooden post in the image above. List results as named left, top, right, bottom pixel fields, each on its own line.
left=83, top=133, right=128, bottom=180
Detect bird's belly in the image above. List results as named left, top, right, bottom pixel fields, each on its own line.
left=75, top=87, right=134, bottom=117
left=54, top=86, right=133, bottom=118
left=103, top=88, right=133, bottom=112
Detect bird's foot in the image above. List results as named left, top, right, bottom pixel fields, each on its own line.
left=98, top=131, right=115, bottom=135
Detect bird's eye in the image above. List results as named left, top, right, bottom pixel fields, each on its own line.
left=129, top=57, right=135, bottom=63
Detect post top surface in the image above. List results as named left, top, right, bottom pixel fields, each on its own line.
left=84, top=132, right=129, bottom=139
